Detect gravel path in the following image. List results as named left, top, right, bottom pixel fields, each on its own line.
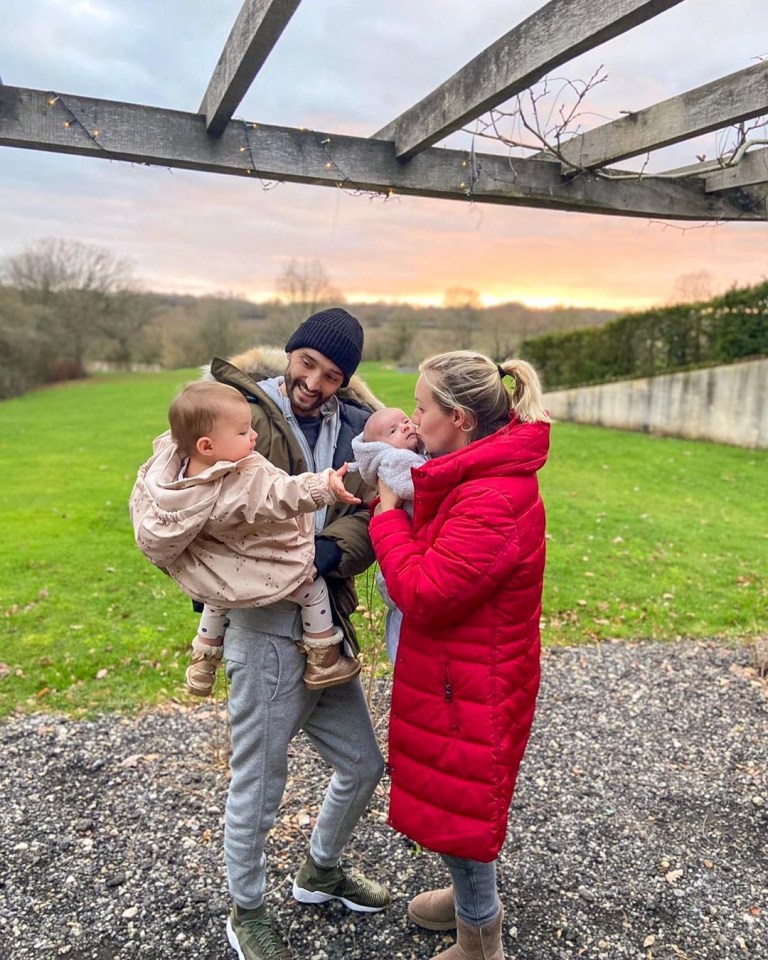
left=2, top=640, right=766, bottom=960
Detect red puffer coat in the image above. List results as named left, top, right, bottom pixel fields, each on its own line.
left=369, top=416, right=549, bottom=862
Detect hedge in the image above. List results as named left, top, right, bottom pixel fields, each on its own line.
left=520, top=282, right=768, bottom=391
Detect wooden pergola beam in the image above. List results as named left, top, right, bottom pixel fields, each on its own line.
left=705, top=147, right=768, bottom=191
left=0, top=86, right=762, bottom=221
left=656, top=158, right=726, bottom=178
left=198, top=0, right=303, bottom=136
left=556, top=60, right=768, bottom=171
left=373, top=0, right=685, bottom=160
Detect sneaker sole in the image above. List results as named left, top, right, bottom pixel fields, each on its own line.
left=225, top=919, right=245, bottom=960
left=292, top=879, right=388, bottom=913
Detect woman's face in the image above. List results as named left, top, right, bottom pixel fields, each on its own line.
left=411, top=374, right=471, bottom=456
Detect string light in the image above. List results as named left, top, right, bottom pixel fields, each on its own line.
left=42, top=95, right=402, bottom=202
left=237, top=117, right=280, bottom=190
left=46, top=92, right=115, bottom=158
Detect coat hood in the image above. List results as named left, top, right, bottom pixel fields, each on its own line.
left=130, top=434, right=227, bottom=564
left=204, top=345, right=383, bottom=411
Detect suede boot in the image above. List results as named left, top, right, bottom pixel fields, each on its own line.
left=301, top=629, right=361, bottom=690
left=185, top=635, right=224, bottom=697
left=432, top=907, right=505, bottom=960
left=407, top=886, right=456, bottom=930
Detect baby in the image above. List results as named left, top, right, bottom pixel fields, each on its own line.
left=351, top=407, right=426, bottom=661
left=130, top=381, right=361, bottom=697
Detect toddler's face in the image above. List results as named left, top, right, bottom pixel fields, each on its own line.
left=365, top=408, right=421, bottom=451
left=207, top=400, right=257, bottom=462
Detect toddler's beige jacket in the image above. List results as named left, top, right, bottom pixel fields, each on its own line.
left=129, top=432, right=336, bottom=607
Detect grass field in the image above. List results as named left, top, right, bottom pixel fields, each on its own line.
left=1, top=364, right=765, bottom=717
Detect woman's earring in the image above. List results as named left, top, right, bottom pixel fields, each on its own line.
left=460, top=423, right=473, bottom=433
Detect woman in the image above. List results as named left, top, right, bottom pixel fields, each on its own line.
left=369, top=350, right=550, bottom=960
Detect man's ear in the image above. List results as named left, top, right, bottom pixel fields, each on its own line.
left=195, top=436, right=214, bottom=456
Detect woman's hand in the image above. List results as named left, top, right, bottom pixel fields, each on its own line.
left=375, top=480, right=403, bottom=514
left=329, top=463, right=361, bottom=504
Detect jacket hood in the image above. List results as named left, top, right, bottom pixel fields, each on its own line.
left=413, top=416, right=550, bottom=497
left=133, top=435, right=225, bottom=563
left=204, top=345, right=384, bottom=411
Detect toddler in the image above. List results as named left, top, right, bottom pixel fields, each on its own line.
left=351, top=407, right=426, bottom=661
left=130, top=381, right=362, bottom=696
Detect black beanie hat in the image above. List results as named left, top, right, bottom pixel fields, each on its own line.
left=285, top=308, right=363, bottom=387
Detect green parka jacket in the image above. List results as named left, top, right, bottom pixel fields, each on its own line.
left=209, top=347, right=382, bottom=654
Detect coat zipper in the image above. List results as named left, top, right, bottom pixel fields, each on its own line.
left=443, top=661, right=460, bottom=732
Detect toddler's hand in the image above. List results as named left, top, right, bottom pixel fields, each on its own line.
left=329, top=463, right=361, bottom=504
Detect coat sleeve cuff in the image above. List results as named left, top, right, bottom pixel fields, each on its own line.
left=314, top=537, right=343, bottom=576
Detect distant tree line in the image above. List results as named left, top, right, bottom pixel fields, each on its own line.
left=520, top=281, right=768, bottom=391
left=0, top=239, right=617, bottom=400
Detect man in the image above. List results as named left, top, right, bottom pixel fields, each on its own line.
left=208, top=308, right=389, bottom=960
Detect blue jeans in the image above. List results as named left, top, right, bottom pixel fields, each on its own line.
left=440, top=854, right=499, bottom=926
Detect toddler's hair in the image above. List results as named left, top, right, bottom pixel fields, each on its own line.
left=169, top=381, right=248, bottom=455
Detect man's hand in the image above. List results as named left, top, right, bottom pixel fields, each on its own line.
left=329, top=463, right=361, bottom=504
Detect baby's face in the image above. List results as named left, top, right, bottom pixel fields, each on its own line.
left=365, top=408, right=421, bottom=451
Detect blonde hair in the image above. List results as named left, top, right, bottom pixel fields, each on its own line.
left=168, top=381, right=248, bottom=455
left=418, top=350, right=550, bottom=442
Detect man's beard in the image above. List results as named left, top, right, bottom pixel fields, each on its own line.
left=285, top=371, right=325, bottom=414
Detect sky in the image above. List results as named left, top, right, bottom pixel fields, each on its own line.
left=1, top=0, right=767, bottom=311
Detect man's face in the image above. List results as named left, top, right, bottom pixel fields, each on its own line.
left=284, top=348, right=345, bottom=417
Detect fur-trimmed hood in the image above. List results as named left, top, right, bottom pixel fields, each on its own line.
left=204, top=346, right=383, bottom=411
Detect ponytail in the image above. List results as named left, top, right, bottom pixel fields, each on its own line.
left=499, top=358, right=550, bottom=424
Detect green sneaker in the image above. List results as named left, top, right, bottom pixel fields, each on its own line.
left=226, top=903, right=291, bottom=960
left=292, top=853, right=390, bottom=913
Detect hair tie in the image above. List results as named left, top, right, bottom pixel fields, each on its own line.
left=497, top=364, right=506, bottom=379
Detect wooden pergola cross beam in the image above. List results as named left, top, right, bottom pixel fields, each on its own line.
left=373, top=0, right=686, bottom=160
left=198, top=0, right=302, bottom=136
left=553, top=60, right=768, bottom=172
left=705, top=146, right=768, bottom=192
left=1, top=85, right=764, bottom=222
left=0, top=0, right=766, bottom=223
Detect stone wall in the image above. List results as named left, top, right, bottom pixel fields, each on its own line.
left=543, top=357, right=768, bottom=449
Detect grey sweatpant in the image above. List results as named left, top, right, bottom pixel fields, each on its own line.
left=223, top=612, right=385, bottom=909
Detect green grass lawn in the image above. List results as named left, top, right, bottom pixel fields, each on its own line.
left=1, top=364, right=765, bottom=717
